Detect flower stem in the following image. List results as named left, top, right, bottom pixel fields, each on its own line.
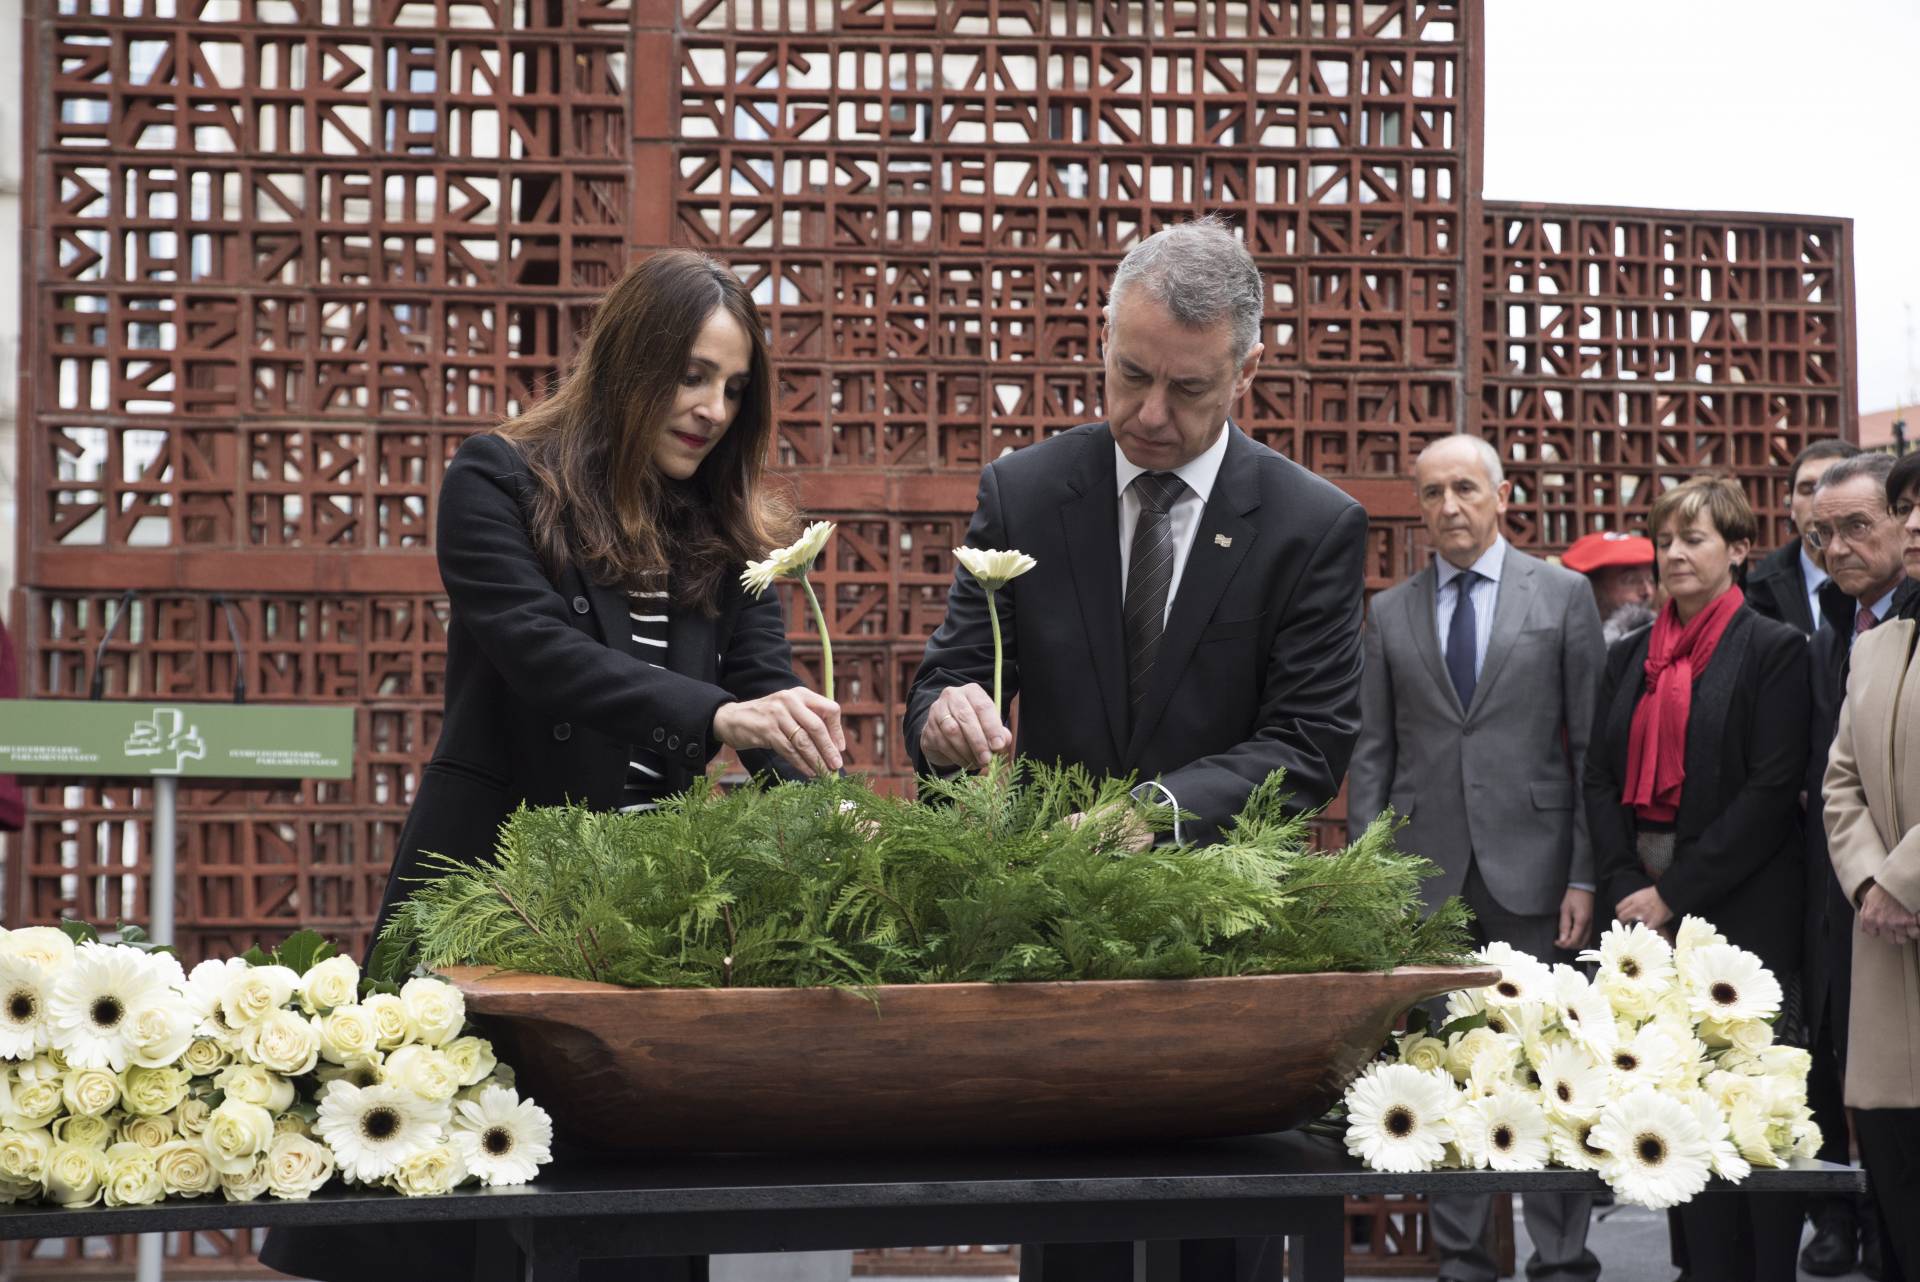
left=987, top=586, right=1004, bottom=719
left=799, top=574, right=834, bottom=702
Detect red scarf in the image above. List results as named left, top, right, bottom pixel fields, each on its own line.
left=1622, top=586, right=1745, bottom=822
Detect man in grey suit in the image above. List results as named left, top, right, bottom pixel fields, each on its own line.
left=1347, top=433, right=1605, bottom=1282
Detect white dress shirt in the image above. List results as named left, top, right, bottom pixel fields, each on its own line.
left=1800, top=545, right=1830, bottom=631
left=1433, top=536, right=1508, bottom=679
left=1115, top=424, right=1231, bottom=627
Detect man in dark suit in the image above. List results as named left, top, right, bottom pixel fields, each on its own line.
left=1800, top=451, right=1911, bottom=1279
left=906, top=217, right=1366, bottom=841
left=1749, top=438, right=1860, bottom=636
left=906, top=217, right=1366, bottom=1281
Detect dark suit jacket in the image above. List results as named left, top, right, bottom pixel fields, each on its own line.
left=372, top=432, right=803, bottom=931
left=1584, top=605, right=1810, bottom=973
left=1803, top=577, right=1920, bottom=1051
left=1748, top=538, right=1818, bottom=636
left=904, top=422, right=1367, bottom=841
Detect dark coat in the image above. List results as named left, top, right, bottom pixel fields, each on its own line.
left=904, top=422, right=1367, bottom=839
left=371, top=432, right=804, bottom=931
left=1584, top=604, right=1810, bottom=973
left=1747, top=538, right=1818, bottom=637
left=1803, top=578, right=1920, bottom=1051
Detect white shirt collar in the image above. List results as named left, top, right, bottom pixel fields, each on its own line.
left=1114, top=422, right=1232, bottom=505
left=1436, top=535, right=1508, bottom=588
left=1800, top=544, right=1829, bottom=590
left=1868, top=585, right=1900, bottom=623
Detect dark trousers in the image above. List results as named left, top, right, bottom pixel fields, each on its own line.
left=1017, top=1238, right=1274, bottom=1282
left=1804, top=1003, right=1869, bottom=1231
left=1676, top=1191, right=1807, bottom=1282
left=1857, top=1107, right=1920, bottom=1282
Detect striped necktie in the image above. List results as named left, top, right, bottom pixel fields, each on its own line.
left=1124, top=471, right=1188, bottom=712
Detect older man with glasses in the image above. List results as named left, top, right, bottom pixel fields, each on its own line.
left=1797, top=451, right=1915, bottom=1279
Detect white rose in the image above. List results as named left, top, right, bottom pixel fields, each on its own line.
left=52, top=1113, right=116, bottom=1151
left=219, top=1152, right=272, bottom=1202
left=383, top=1045, right=461, bottom=1103
left=242, top=1009, right=320, bottom=1077
left=316, top=1056, right=384, bottom=1091
left=103, top=1141, right=166, bottom=1207
left=44, top=1142, right=105, bottom=1207
left=266, top=1132, right=336, bottom=1199
left=117, top=1113, right=176, bottom=1149
left=399, top=978, right=465, bottom=1047
left=273, top=1112, right=312, bottom=1138
left=122, top=1065, right=193, bottom=1116
left=175, top=1096, right=212, bottom=1138
left=204, top=1099, right=275, bottom=1176
left=124, top=991, right=197, bottom=1069
left=442, top=1036, right=498, bottom=1088
left=0, top=1128, right=51, bottom=1183
left=155, top=1138, right=218, bottom=1197
left=0, top=927, right=76, bottom=971
left=61, top=1067, right=122, bottom=1117
left=215, top=1063, right=295, bottom=1114
left=181, top=1036, right=231, bottom=1076
left=317, top=1005, right=382, bottom=1066
left=299, top=956, right=362, bottom=1015
left=4, top=1076, right=63, bottom=1130
left=1397, top=1035, right=1449, bottom=1074
left=363, top=993, right=414, bottom=1051
left=389, top=1143, right=465, bottom=1196
left=219, top=964, right=300, bottom=1030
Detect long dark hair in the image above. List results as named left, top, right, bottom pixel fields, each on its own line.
left=496, top=251, right=796, bottom=613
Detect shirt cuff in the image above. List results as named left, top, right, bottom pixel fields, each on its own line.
left=1567, top=881, right=1595, bottom=893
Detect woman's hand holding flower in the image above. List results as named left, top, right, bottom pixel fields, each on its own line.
left=712, top=687, right=846, bottom=776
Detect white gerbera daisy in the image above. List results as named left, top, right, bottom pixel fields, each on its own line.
left=1549, top=1113, right=1609, bottom=1171
left=1443, top=984, right=1486, bottom=1027
left=1476, top=942, right=1553, bottom=1009
left=0, top=954, right=56, bottom=1058
left=313, top=1081, right=449, bottom=1183
left=1581, top=922, right=1675, bottom=1013
left=1451, top=1088, right=1550, bottom=1172
left=1548, top=965, right=1618, bottom=1058
left=0, top=927, right=77, bottom=972
left=1535, top=1041, right=1611, bottom=1120
left=1680, top=943, right=1782, bottom=1024
left=952, top=546, right=1038, bottom=592
left=1673, top=915, right=1727, bottom=958
left=1685, top=1089, right=1749, bottom=1181
left=47, top=943, right=173, bottom=1071
left=183, top=957, right=251, bottom=1041
left=1605, top=1022, right=1683, bottom=1094
left=1344, top=1063, right=1458, bottom=1173
left=1591, top=1088, right=1713, bottom=1209
left=450, top=1085, right=554, bottom=1187
left=740, top=521, right=835, bottom=594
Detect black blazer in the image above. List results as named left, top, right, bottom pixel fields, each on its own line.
left=1584, top=604, right=1810, bottom=972
left=1748, top=538, right=1817, bottom=636
left=904, top=422, right=1367, bottom=841
left=372, top=432, right=803, bottom=930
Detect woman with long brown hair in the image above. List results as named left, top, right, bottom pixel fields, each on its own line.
left=263, top=252, right=841, bottom=1282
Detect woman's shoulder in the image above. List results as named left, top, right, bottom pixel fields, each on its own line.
left=1736, top=604, right=1807, bottom=660
left=451, top=430, right=522, bottom=470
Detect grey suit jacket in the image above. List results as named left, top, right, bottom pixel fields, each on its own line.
left=1347, top=544, right=1606, bottom=917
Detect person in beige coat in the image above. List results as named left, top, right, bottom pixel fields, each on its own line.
left=1823, top=448, right=1920, bottom=1282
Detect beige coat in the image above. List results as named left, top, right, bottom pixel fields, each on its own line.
left=1825, top=616, right=1920, bottom=1108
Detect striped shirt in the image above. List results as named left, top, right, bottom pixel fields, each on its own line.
left=621, top=579, right=671, bottom=812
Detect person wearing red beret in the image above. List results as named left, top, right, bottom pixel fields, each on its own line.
left=1562, top=531, right=1656, bottom=643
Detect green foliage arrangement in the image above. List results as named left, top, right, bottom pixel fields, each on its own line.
left=383, top=763, right=1472, bottom=989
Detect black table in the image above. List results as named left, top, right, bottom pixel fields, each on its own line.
left=0, top=1132, right=1867, bottom=1281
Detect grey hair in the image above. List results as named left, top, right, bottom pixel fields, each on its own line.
left=1107, top=216, right=1264, bottom=364
left=1415, top=433, right=1505, bottom=489
left=1813, top=450, right=1894, bottom=495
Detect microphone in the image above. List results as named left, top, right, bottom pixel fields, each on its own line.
left=87, top=589, right=138, bottom=701
left=211, top=593, right=247, bottom=704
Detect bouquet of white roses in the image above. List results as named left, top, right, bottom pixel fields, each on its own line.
left=0, top=921, right=551, bottom=1207
left=1341, top=916, right=1819, bottom=1208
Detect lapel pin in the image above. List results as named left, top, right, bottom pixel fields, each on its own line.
left=1214, top=533, right=1233, bottom=548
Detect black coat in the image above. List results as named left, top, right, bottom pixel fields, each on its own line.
left=1584, top=605, right=1810, bottom=973
left=372, top=432, right=804, bottom=931
left=904, top=422, right=1367, bottom=839
left=1803, top=578, right=1920, bottom=1049
left=1747, top=538, right=1818, bottom=636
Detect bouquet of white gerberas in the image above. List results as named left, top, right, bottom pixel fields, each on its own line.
left=1341, top=916, right=1819, bottom=1208
left=0, top=921, right=551, bottom=1207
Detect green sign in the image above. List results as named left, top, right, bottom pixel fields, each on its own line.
left=0, top=700, right=355, bottom=780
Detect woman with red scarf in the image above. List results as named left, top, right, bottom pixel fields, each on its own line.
left=1586, top=475, right=1811, bottom=1282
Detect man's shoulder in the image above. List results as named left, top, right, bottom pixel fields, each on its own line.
left=1232, top=432, right=1363, bottom=521
left=1502, top=545, right=1591, bottom=599
left=1748, top=539, right=1802, bottom=585
left=987, top=422, right=1106, bottom=480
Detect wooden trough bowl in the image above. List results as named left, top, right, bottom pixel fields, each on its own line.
left=439, top=965, right=1499, bottom=1153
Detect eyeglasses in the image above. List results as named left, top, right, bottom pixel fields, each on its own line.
left=1805, top=512, right=1890, bottom=551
